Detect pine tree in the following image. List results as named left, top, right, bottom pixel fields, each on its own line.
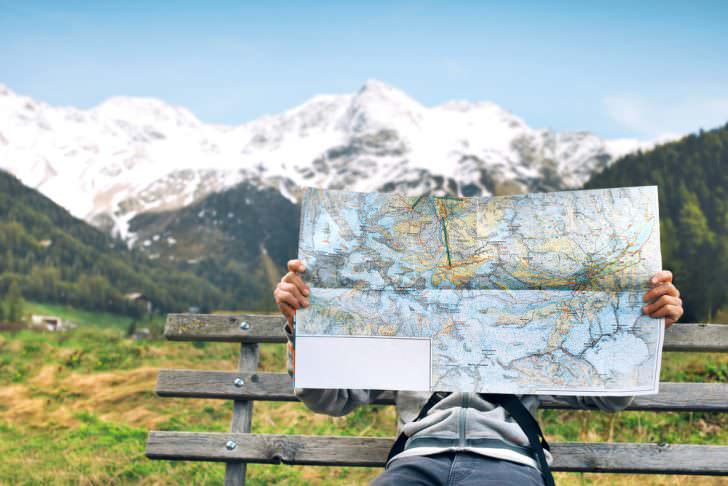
left=6, top=279, right=24, bottom=323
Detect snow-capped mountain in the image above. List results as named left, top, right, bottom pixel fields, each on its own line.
left=0, top=80, right=664, bottom=240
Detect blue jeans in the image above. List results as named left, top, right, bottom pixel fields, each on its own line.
left=370, top=451, right=546, bottom=485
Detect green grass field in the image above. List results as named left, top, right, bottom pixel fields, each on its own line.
left=23, top=301, right=165, bottom=334
left=0, top=309, right=726, bottom=485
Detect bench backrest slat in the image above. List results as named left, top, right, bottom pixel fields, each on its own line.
left=165, top=314, right=287, bottom=343
left=165, top=314, right=728, bottom=352
left=154, top=369, right=728, bottom=412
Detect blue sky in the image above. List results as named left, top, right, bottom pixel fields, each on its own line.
left=1, top=1, right=727, bottom=139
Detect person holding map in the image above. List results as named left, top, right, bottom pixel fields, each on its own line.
left=274, top=258, right=683, bottom=486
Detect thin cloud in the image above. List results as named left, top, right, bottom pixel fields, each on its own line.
left=603, top=95, right=728, bottom=139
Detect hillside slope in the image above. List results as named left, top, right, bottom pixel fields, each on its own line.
left=128, top=181, right=299, bottom=310
left=585, top=123, right=728, bottom=321
left=0, top=169, right=229, bottom=314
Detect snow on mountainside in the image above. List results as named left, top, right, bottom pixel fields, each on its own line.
left=0, top=80, right=663, bottom=240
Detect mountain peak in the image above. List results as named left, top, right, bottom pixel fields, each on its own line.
left=359, top=78, right=400, bottom=94
left=93, top=96, right=201, bottom=127
left=355, top=79, right=419, bottom=105
left=344, top=79, right=424, bottom=132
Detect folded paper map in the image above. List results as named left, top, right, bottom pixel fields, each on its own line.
left=294, top=186, right=664, bottom=395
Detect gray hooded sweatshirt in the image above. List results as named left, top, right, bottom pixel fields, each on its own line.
left=285, top=324, right=635, bottom=473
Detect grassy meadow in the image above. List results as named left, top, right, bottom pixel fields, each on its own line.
left=0, top=306, right=726, bottom=485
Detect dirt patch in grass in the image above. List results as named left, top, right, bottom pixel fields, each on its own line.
left=2, top=366, right=168, bottom=430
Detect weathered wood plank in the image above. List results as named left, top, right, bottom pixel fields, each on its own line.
left=552, top=442, right=728, bottom=474
left=145, top=432, right=728, bottom=474
left=146, top=431, right=390, bottom=467
left=165, top=314, right=287, bottom=343
left=224, top=344, right=258, bottom=486
left=164, top=315, right=728, bottom=351
left=155, top=370, right=728, bottom=412
left=663, top=323, right=728, bottom=352
left=540, top=383, right=728, bottom=411
left=155, top=370, right=295, bottom=401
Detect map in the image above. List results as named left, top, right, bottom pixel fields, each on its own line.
left=294, top=186, right=664, bottom=395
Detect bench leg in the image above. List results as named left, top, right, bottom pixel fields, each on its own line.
left=225, top=343, right=259, bottom=486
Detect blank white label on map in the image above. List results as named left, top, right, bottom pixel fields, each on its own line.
left=294, top=335, right=432, bottom=391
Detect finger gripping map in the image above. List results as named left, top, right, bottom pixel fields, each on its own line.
left=294, top=186, right=664, bottom=395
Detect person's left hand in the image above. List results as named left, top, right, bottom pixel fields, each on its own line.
left=642, top=270, right=683, bottom=328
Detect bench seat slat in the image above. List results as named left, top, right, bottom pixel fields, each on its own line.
left=145, top=432, right=728, bottom=474
left=164, top=315, right=728, bottom=352
left=155, top=369, right=728, bottom=412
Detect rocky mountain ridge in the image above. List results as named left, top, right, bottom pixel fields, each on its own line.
left=0, top=80, right=665, bottom=242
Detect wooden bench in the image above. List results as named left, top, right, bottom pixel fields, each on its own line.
left=145, top=314, right=728, bottom=484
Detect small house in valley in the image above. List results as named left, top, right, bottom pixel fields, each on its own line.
left=30, top=315, right=63, bottom=331
left=125, top=292, right=153, bottom=314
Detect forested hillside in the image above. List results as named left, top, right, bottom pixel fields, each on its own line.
left=128, top=181, right=299, bottom=311
left=4, top=121, right=726, bottom=322
left=585, top=123, right=728, bottom=322
left=0, top=170, right=227, bottom=315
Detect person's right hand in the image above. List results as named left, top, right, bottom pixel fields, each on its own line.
left=273, top=259, right=310, bottom=330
